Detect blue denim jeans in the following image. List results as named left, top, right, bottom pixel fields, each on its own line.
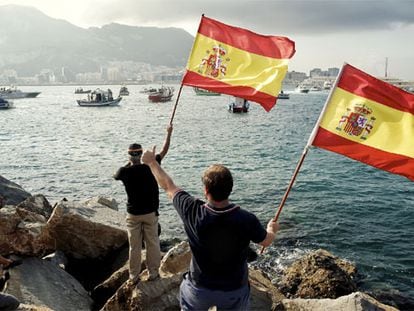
left=179, top=274, right=250, bottom=310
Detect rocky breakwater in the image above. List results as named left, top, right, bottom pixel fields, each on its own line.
left=0, top=174, right=405, bottom=310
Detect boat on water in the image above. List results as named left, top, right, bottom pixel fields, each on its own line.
left=77, top=89, right=121, bottom=107
left=0, top=97, right=14, bottom=109
left=0, top=86, right=40, bottom=99
left=119, top=85, right=130, bottom=96
left=323, top=81, right=332, bottom=90
left=295, top=85, right=310, bottom=93
left=193, top=87, right=221, bottom=96
left=74, top=87, right=91, bottom=94
left=148, top=86, right=174, bottom=102
left=278, top=91, right=290, bottom=99
left=229, top=97, right=249, bottom=113
left=310, top=85, right=322, bottom=92
left=140, top=87, right=157, bottom=94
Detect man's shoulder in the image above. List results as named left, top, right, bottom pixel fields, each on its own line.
left=234, top=207, right=259, bottom=220
left=173, top=190, right=204, bottom=207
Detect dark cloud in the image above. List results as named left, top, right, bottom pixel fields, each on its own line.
left=85, top=0, right=414, bottom=35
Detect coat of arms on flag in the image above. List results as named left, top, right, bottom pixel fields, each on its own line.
left=336, top=103, right=376, bottom=140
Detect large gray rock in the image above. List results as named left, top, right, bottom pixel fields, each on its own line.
left=82, top=196, right=119, bottom=211
left=279, top=249, right=358, bottom=299
left=6, top=257, right=92, bottom=311
left=17, top=304, right=53, bottom=310
left=46, top=199, right=127, bottom=259
left=159, top=241, right=191, bottom=275
left=0, top=206, right=54, bottom=256
left=0, top=175, right=31, bottom=206
left=281, top=291, right=399, bottom=311
left=102, top=273, right=182, bottom=311
left=17, top=195, right=54, bottom=219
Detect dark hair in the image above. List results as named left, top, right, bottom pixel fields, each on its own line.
left=128, top=143, right=142, bottom=156
left=202, top=164, right=233, bottom=201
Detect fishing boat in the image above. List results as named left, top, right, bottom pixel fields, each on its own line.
left=310, top=86, right=322, bottom=92
left=119, top=85, right=130, bottom=96
left=278, top=91, right=290, bottom=99
left=0, top=86, right=40, bottom=99
left=148, top=86, right=174, bottom=102
left=229, top=97, right=249, bottom=113
left=295, top=85, right=310, bottom=93
left=0, top=97, right=14, bottom=109
left=140, top=87, right=157, bottom=94
left=74, top=87, right=91, bottom=94
left=193, top=87, right=221, bottom=96
left=323, top=80, right=332, bottom=90
left=77, top=89, right=121, bottom=107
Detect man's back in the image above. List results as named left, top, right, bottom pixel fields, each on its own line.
left=173, top=191, right=267, bottom=290
left=114, top=157, right=161, bottom=215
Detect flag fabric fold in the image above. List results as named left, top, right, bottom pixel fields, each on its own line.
left=311, top=63, right=414, bottom=181
left=182, top=15, right=295, bottom=112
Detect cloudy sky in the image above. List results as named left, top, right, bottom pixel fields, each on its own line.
left=2, top=0, right=414, bottom=79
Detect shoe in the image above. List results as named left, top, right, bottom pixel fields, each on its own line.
left=127, top=278, right=140, bottom=286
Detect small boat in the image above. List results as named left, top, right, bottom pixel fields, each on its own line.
left=0, top=86, right=40, bottom=99
left=229, top=97, right=249, bottom=113
left=77, top=89, right=121, bottom=107
left=277, top=91, right=290, bottom=99
left=296, top=85, right=310, bottom=93
left=193, top=87, right=221, bottom=96
left=0, top=97, right=14, bottom=109
left=74, top=87, right=91, bottom=94
left=323, top=81, right=332, bottom=90
left=119, top=85, right=130, bottom=96
left=148, top=86, right=174, bottom=102
left=310, top=86, right=322, bottom=92
left=140, top=87, right=157, bottom=94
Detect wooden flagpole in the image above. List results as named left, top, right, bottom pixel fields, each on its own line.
left=168, top=84, right=184, bottom=125
left=271, top=146, right=309, bottom=222
left=259, top=146, right=310, bottom=254
left=260, top=63, right=347, bottom=254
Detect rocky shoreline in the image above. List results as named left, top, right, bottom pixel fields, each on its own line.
left=0, top=175, right=409, bottom=310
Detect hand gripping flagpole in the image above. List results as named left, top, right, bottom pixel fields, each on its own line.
left=260, top=63, right=347, bottom=255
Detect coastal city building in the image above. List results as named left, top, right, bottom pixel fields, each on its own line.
left=2, top=64, right=412, bottom=92
left=0, top=63, right=313, bottom=86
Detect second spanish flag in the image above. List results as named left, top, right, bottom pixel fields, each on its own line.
left=311, top=64, right=414, bottom=181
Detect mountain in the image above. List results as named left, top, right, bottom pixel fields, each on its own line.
left=0, top=5, right=194, bottom=76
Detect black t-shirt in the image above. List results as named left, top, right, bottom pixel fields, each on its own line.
left=114, top=155, right=161, bottom=215
left=173, top=190, right=267, bottom=291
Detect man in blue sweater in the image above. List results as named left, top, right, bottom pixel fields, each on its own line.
left=141, top=146, right=279, bottom=310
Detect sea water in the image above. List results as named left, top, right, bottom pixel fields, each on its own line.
left=1, top=85, right=413, bottom=300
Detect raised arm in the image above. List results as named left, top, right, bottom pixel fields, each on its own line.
left=142, top=146, right=179, bottom=199
left=259, top=219, right=279, bottom=247
left=158, top=124, right=173, bottom=160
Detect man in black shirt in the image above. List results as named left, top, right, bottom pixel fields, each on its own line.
left=114, top=125, right=173, bottom=284
left=141, top=147, right=279, bottom=310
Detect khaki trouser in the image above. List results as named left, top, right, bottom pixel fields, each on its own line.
left=126, top=212, right=161, bottom=282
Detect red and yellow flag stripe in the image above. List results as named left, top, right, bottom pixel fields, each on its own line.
left=312, top=64, right=414, bottom=181
left=182, top=16, right=295, bottom=112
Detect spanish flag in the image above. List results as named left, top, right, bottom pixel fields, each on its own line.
left=311, top=63, right=414, bottom=181
left=182, top=15, right=295, bottom=112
